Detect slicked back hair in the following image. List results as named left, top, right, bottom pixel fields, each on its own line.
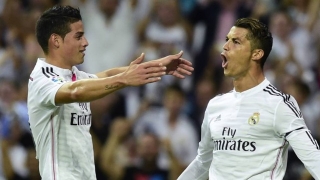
left=234, top=18, right=273, bottom=69
left=35, top=5, right=82, bottom=55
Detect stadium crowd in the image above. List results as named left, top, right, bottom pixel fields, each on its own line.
left=0, top=0, right=319, bottom=179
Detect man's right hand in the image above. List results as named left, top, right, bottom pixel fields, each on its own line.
left=120, top=53, right=167, bottom=86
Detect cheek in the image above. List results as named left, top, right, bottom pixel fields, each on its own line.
left=229, top=50, right=251, bottom=71
left=237, top=48, right=251, bottom=62
left=62, top=42, right=78, bottom=56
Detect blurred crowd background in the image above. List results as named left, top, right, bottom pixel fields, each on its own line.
left=0, top=0, right=320, bottom=179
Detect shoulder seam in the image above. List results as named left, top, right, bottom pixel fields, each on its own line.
left=263, top=84, right=302, bottom=118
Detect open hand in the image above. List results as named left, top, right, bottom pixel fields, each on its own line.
left=157, top=51, right=194, bottom=78
left=121, top=53, right=167, bottom=86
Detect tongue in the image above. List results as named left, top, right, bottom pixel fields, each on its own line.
left=222, top=61, right=228, bottom=68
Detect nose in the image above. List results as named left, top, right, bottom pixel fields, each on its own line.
left=83, top=36, right=89, bottom=47
left=223, top=40, right=229, bottom=51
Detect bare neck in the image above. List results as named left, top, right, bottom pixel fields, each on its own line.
left=45, top=54, right=72, bottom=70
left=233, top=70, right=265, bottom=92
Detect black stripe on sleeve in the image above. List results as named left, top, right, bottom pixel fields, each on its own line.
left=46, top=67, right=55, bottom=76
left=50, top=67, right=59, bottom=76
left=284, top=127, right=305, bottom=137
left=263, top=85, right=302, bottom=118
left=306, top=131, right=320, bottom=150
left=42, top=67, right=50, bottom=78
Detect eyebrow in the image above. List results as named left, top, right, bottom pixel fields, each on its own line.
left=226, top=36, right=242, bottom=42
left=74, top=32, right=84, bottom=37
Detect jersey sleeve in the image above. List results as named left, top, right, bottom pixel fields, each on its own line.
left=286, top=129, right=320, bottom=179
left=178, top=106, right=214, bottom=180
left=274, top=95, right=320, bottom=179
left=29, top=73, right=67, bottom=107
left=274, top=95, right=306, bottom=136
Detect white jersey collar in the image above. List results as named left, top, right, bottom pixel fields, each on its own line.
left=233, top=78, right=270, bottom=98
left=37, top=58, right=78, bottom=77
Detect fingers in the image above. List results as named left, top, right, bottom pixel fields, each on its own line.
left=176, top=58, right=194, bottom=77
left=179, top=58, right=193, bottom=66
left=145, top=66, right=166, bottom=73
left=172, top=72, right=185, bottom=79
left=141, top=60, right=163, bottom=68
left=146, top=72, right=166, bottom=79
left=166, top=50, right=183, bottom=60
left=178, top=64, right=194, bottom=73
left=145, top=77, right=162, bottom=84
left=169, top=65, right=194, bottom=79
left=176, top=66, right=192, bottom=76
left=143, top=66, right=168, bottom=83
left=175, top=50, right=183, bottom=58
left=131, top=53, right=145, bottom=65
left=142, top=68, right=166, bottom=83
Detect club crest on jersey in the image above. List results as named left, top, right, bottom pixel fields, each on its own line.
left=51, top=76, right=65, bottom=83
left=248, top=112, right=260, bottom=125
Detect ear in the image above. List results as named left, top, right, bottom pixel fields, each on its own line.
left=251, top=49, right=264, bottom=62
left=49, top=34, right=61, bottom=49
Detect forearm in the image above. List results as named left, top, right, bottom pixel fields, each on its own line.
left=56, top=73, right=127, bottom=104
left=287, top=129, right=320, bottom=180
left=95, top=66, right=128, bottom=78
left=178, top=158, right=209, bottom=180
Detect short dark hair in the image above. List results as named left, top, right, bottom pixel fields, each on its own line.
left=35, top=5, right=82, bottom=54
left=234, top=18, right=273, bottom=69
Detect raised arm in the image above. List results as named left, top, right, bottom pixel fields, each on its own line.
left=95, top=51, right=194, bottom=79
left=56, top=51, right=193, bottom=104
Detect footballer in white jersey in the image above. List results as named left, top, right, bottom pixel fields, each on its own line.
left=30, top=4, right=194, bottom=180
left=178, top=18, right=320, bottom=180
left=179, top=79, right=320, bottom=180
left=28, top=59, right=97, bottom=180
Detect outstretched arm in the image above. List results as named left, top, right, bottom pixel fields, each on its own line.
left=55, top=55, right=166, bottom=104
left=95, top=51, right=193, bottom=78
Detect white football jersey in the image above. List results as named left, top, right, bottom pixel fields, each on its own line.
left=178, top=79, right=320, bottom=180
left=28, top=59, right=97, bottom=180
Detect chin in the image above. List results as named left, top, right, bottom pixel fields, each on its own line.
left=78, top=58, right=84, bottom=65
